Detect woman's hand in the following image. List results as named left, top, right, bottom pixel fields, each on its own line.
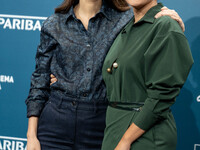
left=115, top=138, right=131, bottom=150
left=27, top=136, right=41, bottom=150
left=50, top=74, right=57, bottom=85
left=155, top=6, right=185, bottom=32
left=115, top=123, right=145, bottom=150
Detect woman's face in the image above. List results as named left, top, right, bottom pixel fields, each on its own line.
left=126, top=0, right=155, bottom=9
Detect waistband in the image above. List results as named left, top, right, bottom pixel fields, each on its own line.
left=49, top=92, right=108, bottom=111
left=108, top=102, right=144, bottom=112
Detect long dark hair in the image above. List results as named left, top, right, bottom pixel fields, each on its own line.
left=55, top=0, right=130, bottom=13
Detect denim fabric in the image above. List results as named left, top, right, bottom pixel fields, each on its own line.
left=37, top=93, right=108, bottom=150
left=25, top=1, right=133, bottom=117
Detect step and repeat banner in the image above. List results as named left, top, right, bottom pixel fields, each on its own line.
left=0, top=0, right=199, bottom=150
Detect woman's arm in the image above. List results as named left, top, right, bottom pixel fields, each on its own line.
left=26, top=23, right=57, bottom=118
left=27, top=117, right=39, bottom=139
left=27, top=117, right=41, bottom=150
left=26, top=19, right=57, bottom=149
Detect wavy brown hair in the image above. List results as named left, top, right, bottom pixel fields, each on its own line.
left=55, top=0, right=130, bottom=13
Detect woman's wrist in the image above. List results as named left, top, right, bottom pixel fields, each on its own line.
left=121, top=123, right=145, bottom=145
left=27, top=117, right=39, bottom=139
left=121, top=136, right=132, bottom=146
left=121, top=133, right=133, bottom=145
left=27, top=131, right=37, bottom=139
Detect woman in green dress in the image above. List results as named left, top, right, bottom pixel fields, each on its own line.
left=101, top=0, right=194, bottom=150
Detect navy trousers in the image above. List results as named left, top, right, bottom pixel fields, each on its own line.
left=37, top=94, right=107, bottom=150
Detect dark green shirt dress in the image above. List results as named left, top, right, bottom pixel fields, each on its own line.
left=101, top=3, right=194, bottom=150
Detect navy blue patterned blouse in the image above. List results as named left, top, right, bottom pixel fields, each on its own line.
left=25, top=2, right=133, bottom=117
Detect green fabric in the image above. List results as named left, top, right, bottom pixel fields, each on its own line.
left=102, top=106, right=177, bottom=150
left=102, top=3, right=193, bottom=150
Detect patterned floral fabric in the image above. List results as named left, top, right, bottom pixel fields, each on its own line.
left=25, top=1, right=133, bottom=117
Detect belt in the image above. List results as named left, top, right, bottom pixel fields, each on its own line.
left=108, top=102, right=144, bottom=112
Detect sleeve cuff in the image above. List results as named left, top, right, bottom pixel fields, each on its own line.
left=132, top=97, right=161, bottom=131
left=26, top=101, right=44, bottom=118
left=133, top=106, right=158, bottom=131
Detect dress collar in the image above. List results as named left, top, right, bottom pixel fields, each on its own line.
left=133, top=3, right=163, bottom=25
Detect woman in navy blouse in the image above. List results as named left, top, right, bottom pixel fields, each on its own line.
left=26, top=0, right=185, bottom=149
